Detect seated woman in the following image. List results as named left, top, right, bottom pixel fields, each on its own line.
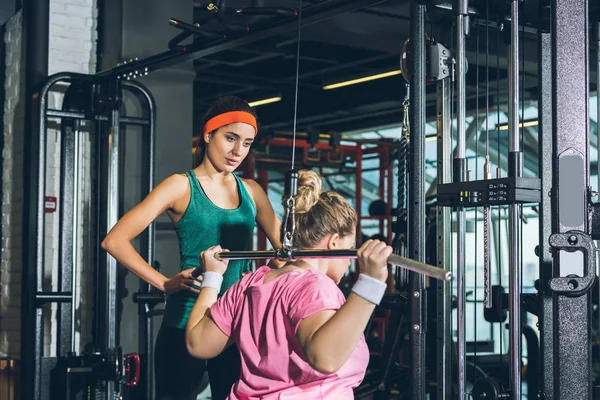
left=185, top=170, right=392, bottom=399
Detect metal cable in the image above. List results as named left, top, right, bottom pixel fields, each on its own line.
left=290, top=0, right=303, bottom=169
left=280, top=0, right=303, bottom=251
left=474, top=13, right=480, bottom=379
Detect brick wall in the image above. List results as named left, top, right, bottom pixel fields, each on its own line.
left=0, top=10, right=25, bottom=358
left=49, top=0, right=97, bottom=76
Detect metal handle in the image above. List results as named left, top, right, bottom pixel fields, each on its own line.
left=549, top=231, right=596, bottom=296
left=123, top=353, right=140, bottom=387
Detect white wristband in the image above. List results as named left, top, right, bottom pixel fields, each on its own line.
left=201, top=271, right=224, bottom=292
left=351, top=273, right=387, bottom=305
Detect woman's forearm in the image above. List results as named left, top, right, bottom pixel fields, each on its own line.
left=102, top=237, right=168, bottom=291
left=185, top=287, right=219, bottom=351
left=305, top=293, right=376, bottom=374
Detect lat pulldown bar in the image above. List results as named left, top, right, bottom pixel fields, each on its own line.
left=192, top=249, right=452, bottom=282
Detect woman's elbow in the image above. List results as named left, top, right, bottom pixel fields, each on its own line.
left=307, top=355, right=342, bottom=375
left=185, top=342, right=198, bottom=358
left=101, top=235, right=113, bottom=252
left=101, top=233, right=125, bottom=254
left=185, top=334, right=201, bottom=358
left=185, top=332, right=207, bottom=359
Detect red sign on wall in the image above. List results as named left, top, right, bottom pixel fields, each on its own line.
left=45, top=196, right=57, bottom=213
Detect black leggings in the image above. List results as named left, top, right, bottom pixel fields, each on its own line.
left=207, top=343, right=241, bottom=400
left=154, top=323, right=241, bottom=400
left=155, top=324, right=206, bottom=400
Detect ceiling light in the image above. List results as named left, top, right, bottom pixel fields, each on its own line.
left=496, top=120, right=538, bottom=131
left=248, top=96, right=282, bottom=107
left=323, top=70, right=402, bottom=90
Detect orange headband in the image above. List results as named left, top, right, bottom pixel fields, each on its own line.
left=203, top=111, right=258, bottom=136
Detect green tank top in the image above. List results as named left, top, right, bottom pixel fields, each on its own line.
left=162, top=171, right=257, bottom=328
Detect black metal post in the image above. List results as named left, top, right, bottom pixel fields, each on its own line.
left=507, top=1, right=523, bottom=397
left=93, top=102, right=107, bottom=355
left=21, top=0, right=49, bottom=398
left=596, top=24, right=600, bottom=399
left=123, top=81, right=157, bottom=399
left=56, top=121, right=76, bottom=357
left=537, top=2, right=554, bottom=397
left=0, top=23, right=5, bottom=260
left=435, top=77, right=452, bottom=400
left=91, top=81, right=112, bottom=400
left=408, top=1, right=426, bottom=399
left=551, top=0, right=592, bottom=399
left=57, top=82, right=93, bottom=357
left=454, top=0, right=469, bottom=398
left=105, top=106, right=121, bottom=398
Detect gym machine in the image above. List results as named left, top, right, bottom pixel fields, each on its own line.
left=358, top=0, right=598, bottom=398
left=436, top=0, right=596, bottom=398
left=21, top=72, right=158, bottom=399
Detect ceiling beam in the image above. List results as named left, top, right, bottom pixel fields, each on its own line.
left=98, top=0, right=390, bottom=78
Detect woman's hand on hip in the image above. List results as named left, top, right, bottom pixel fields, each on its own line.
left=163, top=269, right=203, bottom=294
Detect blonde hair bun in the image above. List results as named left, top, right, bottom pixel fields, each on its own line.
left=295, top=170, right=322, bottom=214
left=291, top=169, right=357, bottom=249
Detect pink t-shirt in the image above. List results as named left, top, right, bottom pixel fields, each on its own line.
left=210, top=265, right=369, bottom=399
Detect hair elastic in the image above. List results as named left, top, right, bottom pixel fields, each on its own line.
left=203, top=111, right=257, bottom=136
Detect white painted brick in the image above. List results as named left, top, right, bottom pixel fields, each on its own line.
left=81, top=41, right=94, bottom=52
left=50, top=13, right=93, bottom=30
left=49, top=50, right=88, bottom=65
left=1, top=10, right=24, bottom=359
left=62, top=4, right=95, bottom=17
left=50, top=35, right=88, bottom=52
left=49, top=59, right=85, bottom=75
left=50, top=24, right=88, bottom=41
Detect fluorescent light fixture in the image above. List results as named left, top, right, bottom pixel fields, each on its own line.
left=425, top=135, right=437, bottom=141
left=497, top=120, right=538, bottom=130
left=248, top=96, right=282, bottom=107
left=323, top=70, right=402, bottom=90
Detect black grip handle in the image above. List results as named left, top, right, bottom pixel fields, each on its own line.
left=548, top=231, right=596, bottom=296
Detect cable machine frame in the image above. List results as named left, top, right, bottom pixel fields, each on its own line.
left=21, top=72, right=157, bottom=400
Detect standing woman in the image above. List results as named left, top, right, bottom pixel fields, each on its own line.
left=102, top=96, right=282, bottom=400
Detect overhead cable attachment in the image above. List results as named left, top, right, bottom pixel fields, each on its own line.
left=280, top=168, right=299, bottom=258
